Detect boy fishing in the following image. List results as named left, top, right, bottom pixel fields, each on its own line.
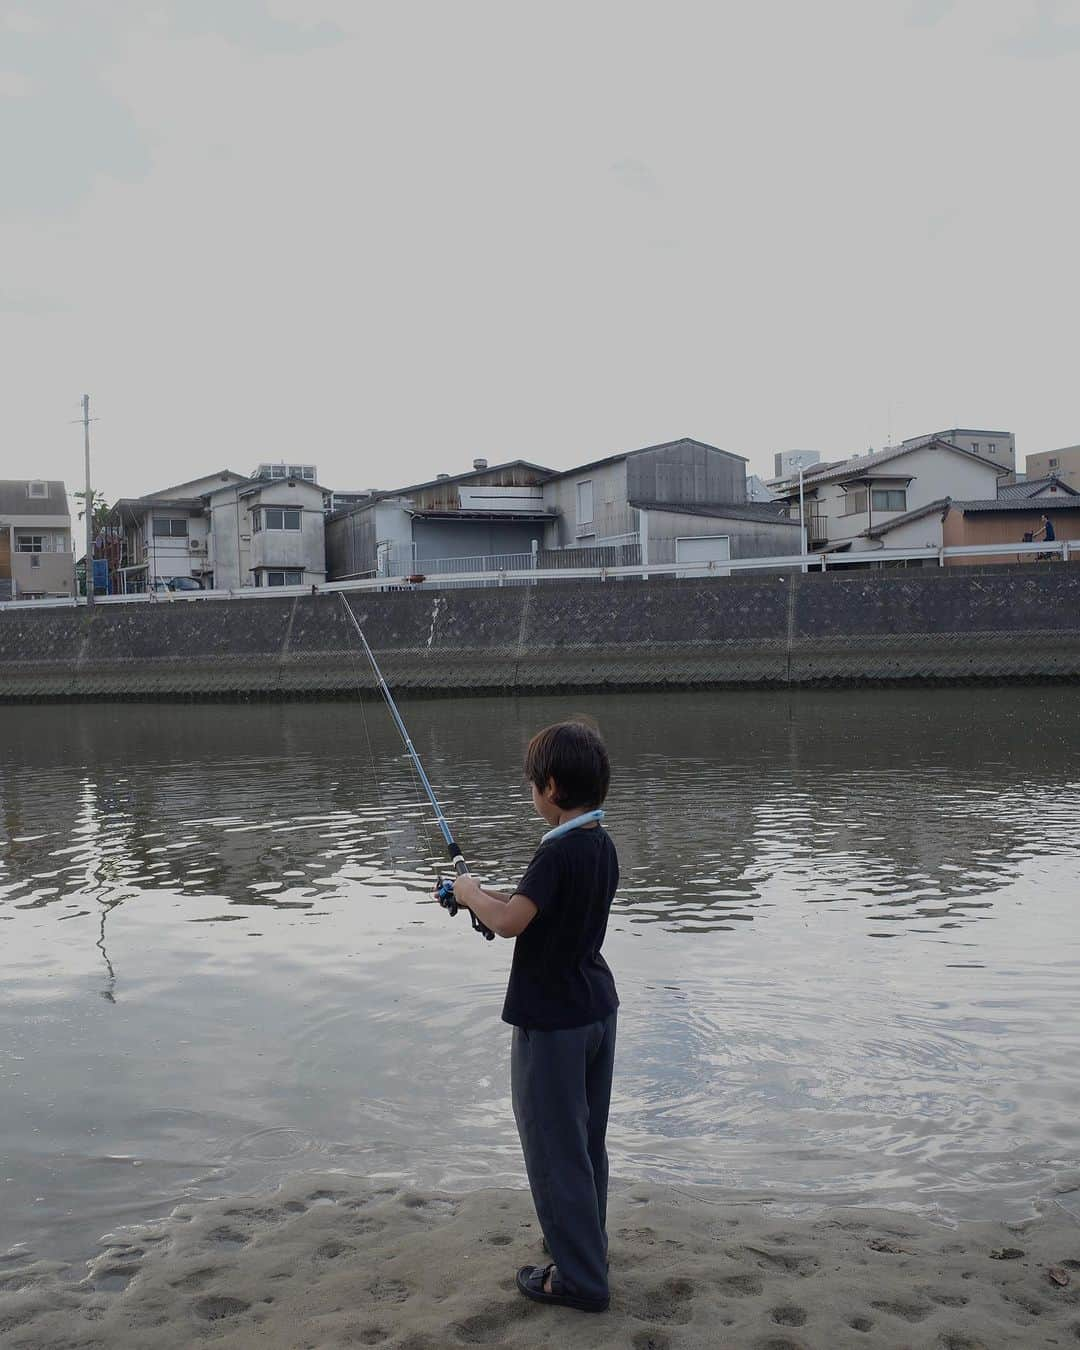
left=443, top=719, right=619, bottom=1314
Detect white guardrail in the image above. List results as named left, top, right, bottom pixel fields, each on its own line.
left=1, top=540, right=1076, bottom=611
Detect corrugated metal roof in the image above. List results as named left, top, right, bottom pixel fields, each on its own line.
left=548, top=437, right=747, bottom=481
left=630, top=498, right=797, bottom=524
left=0, top=480, right=70, bottom=518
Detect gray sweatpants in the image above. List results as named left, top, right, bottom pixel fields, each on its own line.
left=510, top=1011, right=617, bottom=1303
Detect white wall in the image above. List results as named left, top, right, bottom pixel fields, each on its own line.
left=207, top=490, right=254, bottom=589
left=808, top=446, right=1004, bottom=552
left=247, top=480, right=326, bottom=583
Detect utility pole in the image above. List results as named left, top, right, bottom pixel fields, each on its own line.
left=82, top=394, right=95, bottom=609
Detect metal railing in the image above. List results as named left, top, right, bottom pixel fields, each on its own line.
left=2, top=539, right=1076, bottom=610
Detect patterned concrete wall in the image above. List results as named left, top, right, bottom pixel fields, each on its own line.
left=1, top=566, right=1079, bottom=700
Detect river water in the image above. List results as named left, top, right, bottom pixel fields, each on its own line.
left=1, top=689, right=1079, bottom=1269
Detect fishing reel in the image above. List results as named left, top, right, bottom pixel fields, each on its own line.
left=435, top=875, right=459, bottom=915
left=435, top=874, right=496, bottom=940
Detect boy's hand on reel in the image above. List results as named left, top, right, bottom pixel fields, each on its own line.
left=443, top=874, right=480, bottom=910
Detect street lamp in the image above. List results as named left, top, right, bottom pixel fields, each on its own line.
left=786, top=453, right=814, bottom=573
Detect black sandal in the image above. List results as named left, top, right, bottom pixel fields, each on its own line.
left=516, top=1263, right=609, bottom=1313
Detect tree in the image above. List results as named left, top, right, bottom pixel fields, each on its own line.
left=74, top=489, right=109, bottom=534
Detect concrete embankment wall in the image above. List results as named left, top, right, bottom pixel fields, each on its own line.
left=1, top=568, right=1079, bottom=700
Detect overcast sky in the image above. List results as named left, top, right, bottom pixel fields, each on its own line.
left=3, top=0, right=1079, bottom=503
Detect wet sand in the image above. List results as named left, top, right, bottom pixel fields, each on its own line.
left=3, top=1175, right=1080, bottom=1349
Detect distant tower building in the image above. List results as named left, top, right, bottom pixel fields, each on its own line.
left=773, top=450, right=821, bottom=480
left=251, top=462, right=318, bottom=483
left=898, top=430, right=1015, bottom=473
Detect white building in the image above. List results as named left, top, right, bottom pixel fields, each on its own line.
left=104, top=469, right=328, bottom=592
left=208, top=475, right=328, bottom=589
left=773, top=438, right=1008, bottom=555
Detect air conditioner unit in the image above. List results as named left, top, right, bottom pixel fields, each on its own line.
left=189, top=539, right=206, bottom=552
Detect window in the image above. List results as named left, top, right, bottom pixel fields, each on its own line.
left=577, top=480, right=594, bottom=525
left=270, top=465, right=287, bottom=479
left=971, top=442, right=980, bottom=453
left=15, top=535, right=44, bottom=552
left=842, top=489, right=868, bottom=515
left=263, top=507, right=302, bottom=530
left=30, top=555, right=41, bottom=568
left=252, top=509, right=262, bottom=532
left=987, top=442, right=996, bottom=454
left=871, top=489, right=907, bottom=512
left=1050, top=458, right=1059, bottom=468
left=152, top=517, right=189, bottom=537
left=262, top=569, right=304, bottom=586
left=26, top=481, right=48, bottom=499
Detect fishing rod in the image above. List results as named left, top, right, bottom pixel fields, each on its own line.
left=338, top=593, right=494, bottom=940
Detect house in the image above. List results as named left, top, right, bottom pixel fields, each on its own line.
left=0, top=479, right=76, bottom=601
left=324, top=439, right=800, bottom=580
left=325, top=460, right=556, bottom=579
left=103, top=468, right=329, bottom=592
left=102, top=471, right=248, bottom=593
left=898, top=428, right=1016, bottom=475
left=207, top=474, right=328, bottom=588
left=1026, top=444, right=1080, bottom=491
left=540, top=437, right=798, bottom=568
left=942, top=489, right=1080, bottom=564
left=773, top=438, right=1008, bottom=556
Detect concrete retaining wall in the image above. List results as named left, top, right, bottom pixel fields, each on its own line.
left=1, top=568, right=1080, bottom=700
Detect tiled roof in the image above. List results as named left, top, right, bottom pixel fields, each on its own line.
left=0, top=480, right=70, bottom=518
left=862, top=498, right=950, bottom=539
left=778, top=438, right=1005, bottom=493
left=997, top=475, right=1079, bottom=500
left=949, top=498, right=1080, bottom=513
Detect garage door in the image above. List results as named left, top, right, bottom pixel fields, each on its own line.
left=675, top=534, right=731, bottom=578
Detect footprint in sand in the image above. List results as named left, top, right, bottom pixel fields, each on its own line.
left=849, top=1314, right=874, bottom=1333
left=169, top=1266, right=219, bottom=1291
left=451, top=1299, right=530, bottom=1344
left=716, top=1272, right=764, bottom=1298
left=192, top=1294, right=251, bottom=1321
left=770, top=1304, right=809, bottom=1326
left=629, top=1276, right=697, bottom=1325
left=870, top=1297, right=933, bottom=1323
left=632, top=1332, right=672, bottom=1350
left=314, top=1240, right=355, bottom=1260
left=925, top=1288, right=969, bottom=1308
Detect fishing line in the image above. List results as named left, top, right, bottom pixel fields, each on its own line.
left=338, top=592, right=494, bottom=940
left=347, top=626, right=399, bottom=877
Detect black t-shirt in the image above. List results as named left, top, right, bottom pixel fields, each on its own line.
left=501, top=825, right=620, bottom=1030
left=1045, top=519, right=1056, bottom=541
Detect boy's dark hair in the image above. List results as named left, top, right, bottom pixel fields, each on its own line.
left=525, top=719, right=610, bottom=809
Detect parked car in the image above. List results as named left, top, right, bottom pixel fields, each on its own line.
left=146, top=577, right=203, bottom=593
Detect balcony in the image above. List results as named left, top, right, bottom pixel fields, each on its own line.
left=781, top=507, right=828, bottom=546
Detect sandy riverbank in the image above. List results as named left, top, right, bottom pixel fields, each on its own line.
left=2, top=1174, right=1079, bottom=1349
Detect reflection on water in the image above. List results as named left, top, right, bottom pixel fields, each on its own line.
left=1, top=689, right=1079, bottom=1267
